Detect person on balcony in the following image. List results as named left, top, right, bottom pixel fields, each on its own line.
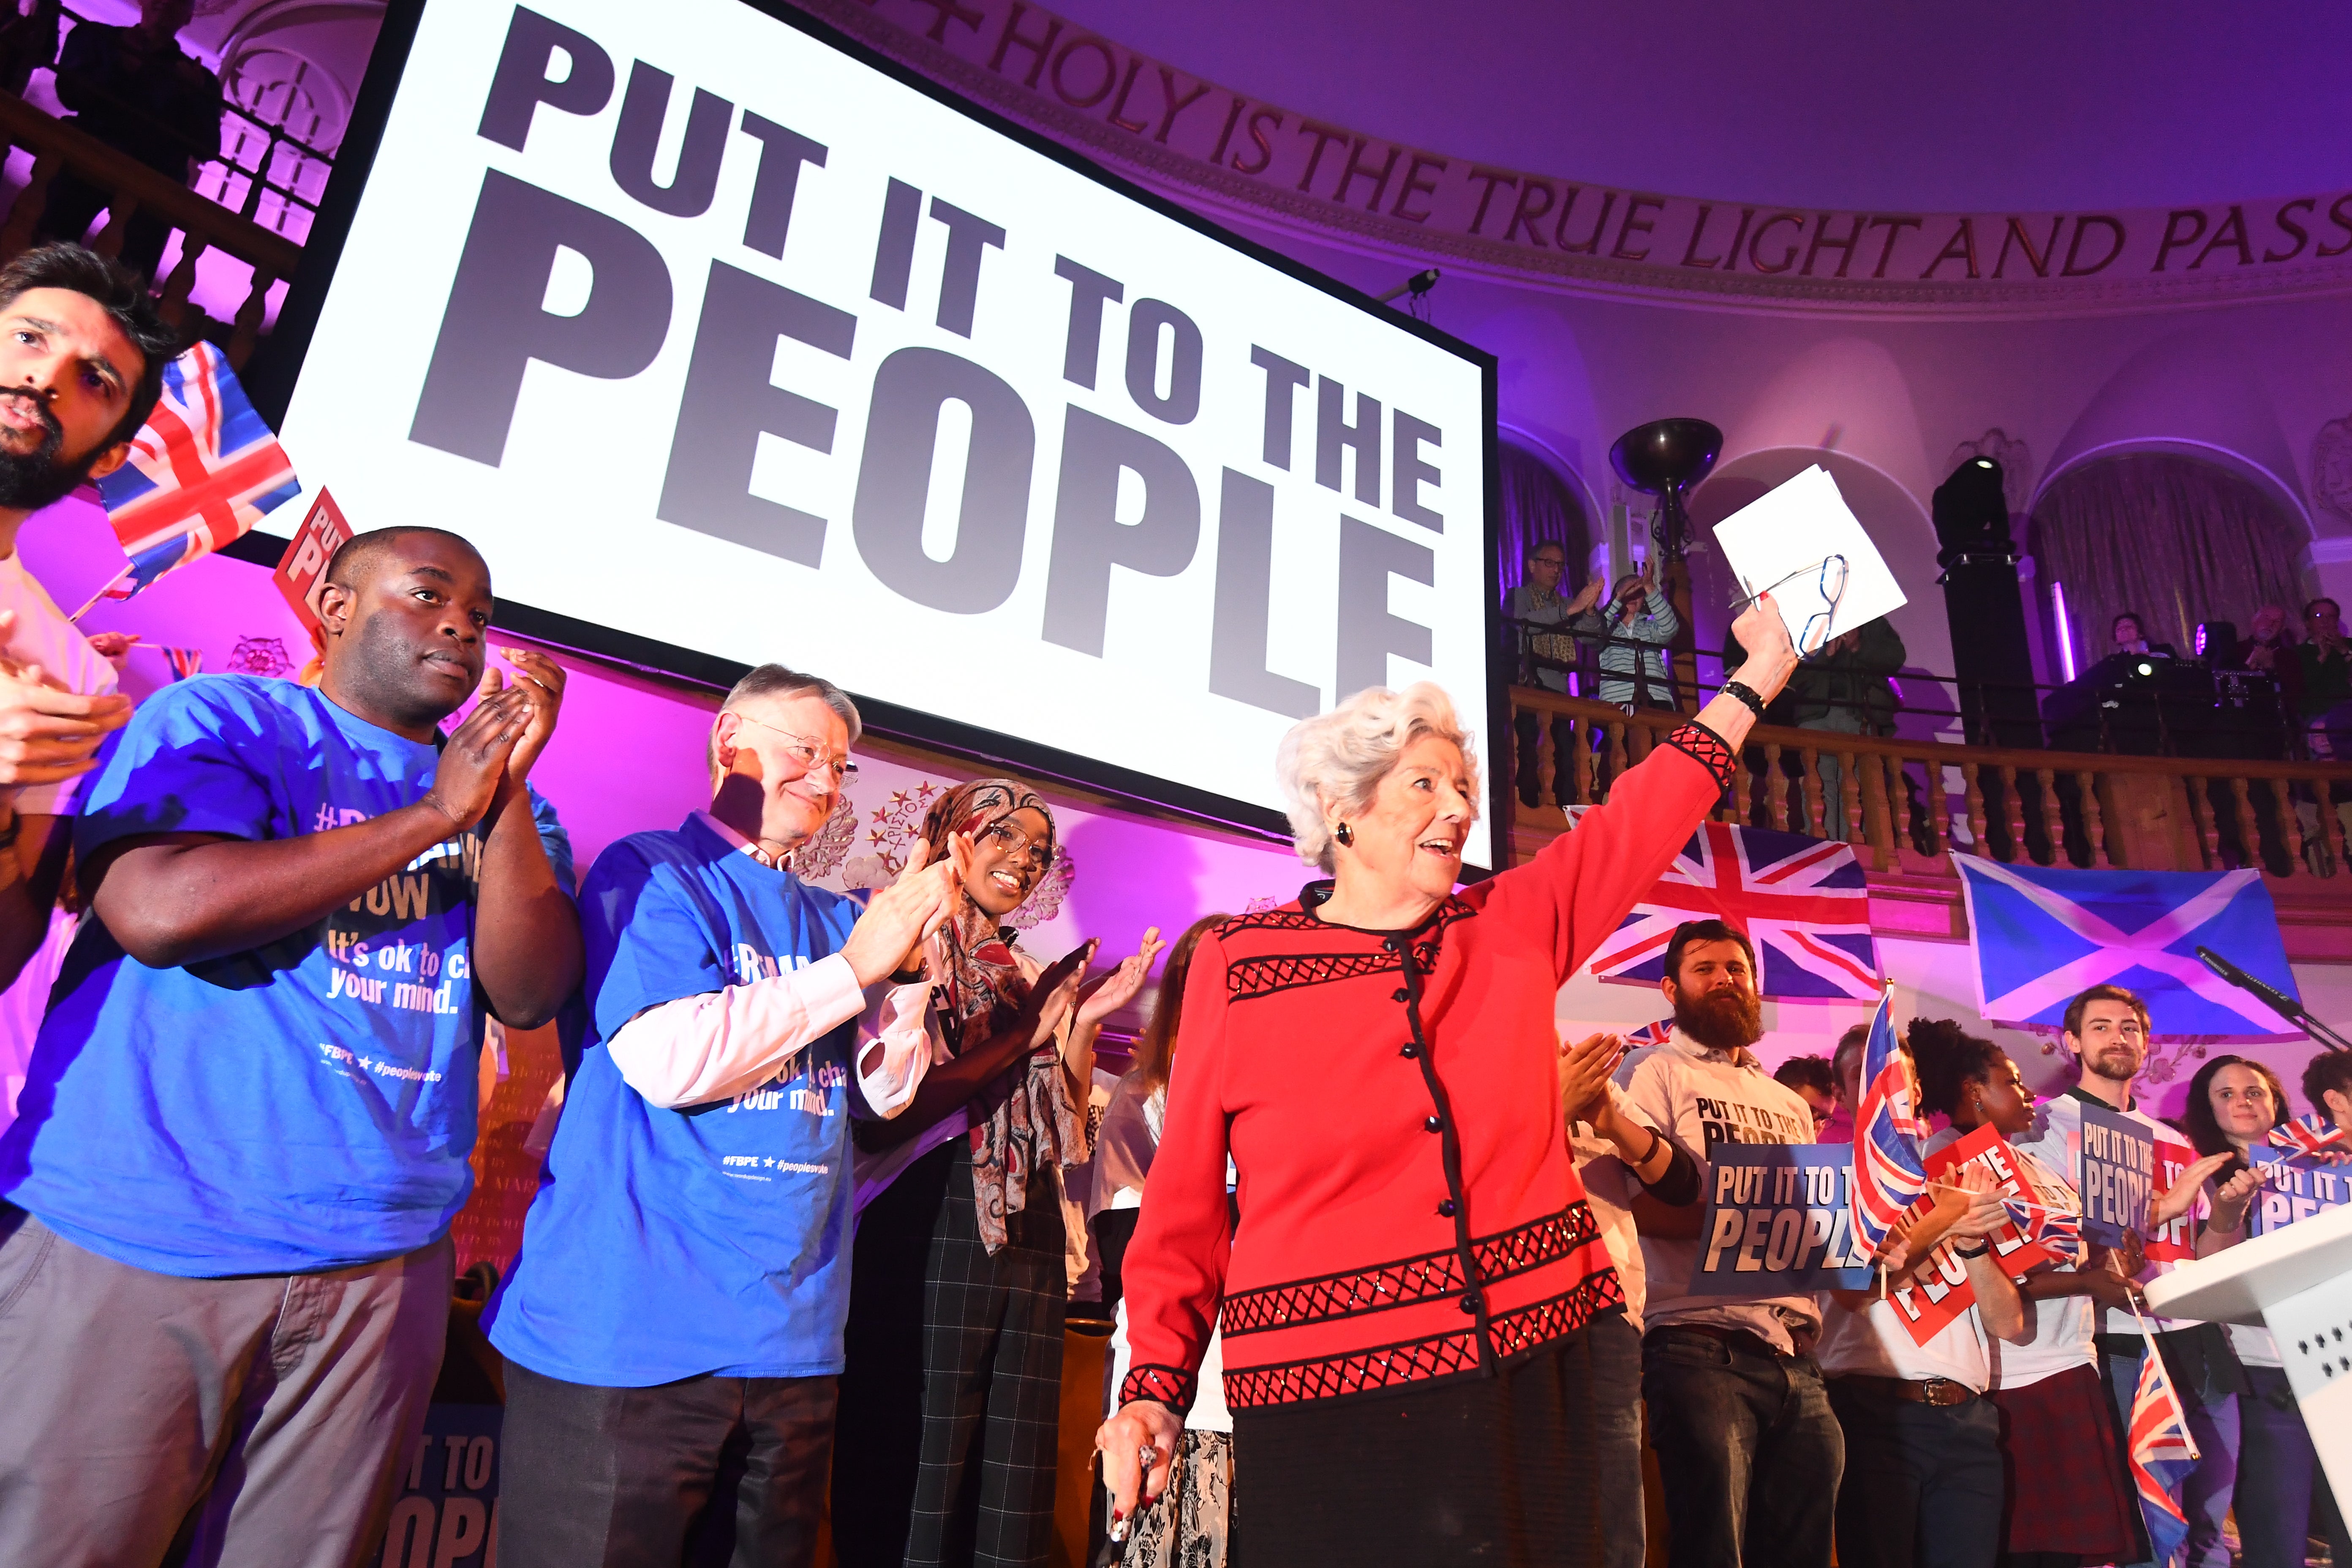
left=1788, top=616, right=1905, bottom=842
left=2295, top=597, right=2352, bottom=757
left=37, top=0, right=223, bottom=280
left=1570, top=559, right=1680, bottom=713
left=1094, top=591, right=1799, bottom=1566
left=2108, top=610, right=2176, bottom=661
left=1508, top=542, right=1600, bottom=807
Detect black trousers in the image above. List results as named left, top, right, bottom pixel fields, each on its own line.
left=496, top=1359, right=837, bottom=1568
left=1826, top=1379, right=2004, bottom=1568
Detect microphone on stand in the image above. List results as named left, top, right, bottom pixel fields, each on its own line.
left=2195, top=946, right=2352, bottom=1053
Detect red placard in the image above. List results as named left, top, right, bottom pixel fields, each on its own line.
left=272, top=490, right=353, bottom=634
left=2143, top=1138, right=2201, bottom=1263
left=1884, top=1125, right=2064, bottom=1346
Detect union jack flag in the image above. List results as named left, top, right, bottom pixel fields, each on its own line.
left=81, top=342, right=299, bottom=611
left=2268, top=1110, right=2348, bottom=1160
left=1568, top=816, right=1879, bottom=1000
left=1849, top=988, right=1926, bottom=1256
left=2129, top=1318, right=2200, bottom=1567
left=1627, top=1017, right=1675, bottom=1047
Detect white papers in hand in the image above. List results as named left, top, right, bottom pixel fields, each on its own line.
left=1710, top=466, right=1906, bottom=656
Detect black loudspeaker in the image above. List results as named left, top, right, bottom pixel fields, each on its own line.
left=1932, top=458, right=2037, bottom=747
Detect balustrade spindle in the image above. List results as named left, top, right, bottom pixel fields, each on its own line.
left=1888, top=757, right=1914, bottom=858
left=0, top=149, right=60, bottom=259
left=1861, top=754, right=1896, bottom=868
left=1764, top=745, right=1788, bottom=832
left=1533, top=705, right=1557, bottom=812
left=1798, top=749, right=1824, bottom=838
left=1838, top=750, right=1865, bottom=851
left=87, top=196, right=138, bottom=261
left=2228, top=778, right=2262, bottom=874
left=156, top=234, right=207, bottom=332
left=1961, top=762, right=1989, bottom=857
left=2318, top=779, right=2350, bottom=878
left=2269, top=777, right=2305, bottom=876
left=2182, top=776, right=2218, bottom=871
left=228, top=269, right=277, bottom=370
left=2075, top=771, right=2110, bottom=868
left=1571, top=715, right=1592, bottom=806
left=2036, top=769, right=2064, bottom=868
left=1997, top=765, right=2027, bottom=864
left=1605, top=721, right=1628, bottom=802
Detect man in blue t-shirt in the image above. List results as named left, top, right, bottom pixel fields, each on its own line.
left=487, top=662, right=1014, bottom=1568
left=0, top=525, right=584, bottom=1565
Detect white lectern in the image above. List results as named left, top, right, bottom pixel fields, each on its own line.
left=2145, top=1200, right=2352, bottom=1499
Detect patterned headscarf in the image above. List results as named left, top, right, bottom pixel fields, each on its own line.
left=919, top=779, right=1085, bottom=1252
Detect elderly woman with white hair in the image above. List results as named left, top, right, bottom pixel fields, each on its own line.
left=1095, top=597, right=1799, bottom=1565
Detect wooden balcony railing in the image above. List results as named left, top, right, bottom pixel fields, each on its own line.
left=1509, top=686, right=2352, bottom=883
left=0, top=90, right=300, bottom=367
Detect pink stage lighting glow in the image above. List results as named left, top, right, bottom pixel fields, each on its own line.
left=2050, top=580, right=2078, bottom=683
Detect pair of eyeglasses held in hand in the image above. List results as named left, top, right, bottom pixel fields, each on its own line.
left=1731, top=554, right=1849, bottom=657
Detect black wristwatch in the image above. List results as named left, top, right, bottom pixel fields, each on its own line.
left=1721, top=679, right=1766, bottom=718
left=1951, top=1238, right=1990, bottom=1259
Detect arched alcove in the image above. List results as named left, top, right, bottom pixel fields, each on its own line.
left=2029, top=451, right=2307, bottom=672
left=1495, top=438, right=1595, bottom=599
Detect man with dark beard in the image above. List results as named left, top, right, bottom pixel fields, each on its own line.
left=0, top=244, right=172, bottom=1116
left=0, top=526, right=584, bottom=1565
left=1625, top=919, right=1844, bottom=1568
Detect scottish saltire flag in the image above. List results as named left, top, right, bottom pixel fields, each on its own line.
left=84, top=342, right=299, bottom=609
left=2129, top=1320, right=2200, bottom=1567
left=1955, top=861, right=2300, bottom=1040
left=2268, top=1111, right=2348, bottom=1160
left=1568, top=815, right=1879, bottom=999
left=1848, top=989, right=1926, bottom=1255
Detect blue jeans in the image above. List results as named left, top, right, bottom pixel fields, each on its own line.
left=1642, top=1326, right=1843, bottom=1568
left=1591, top=1311, right=1646, bottom=1568
left=2237, top=1366, right=2352, bottom=1568
left=1825, top=1378, right=2004, bottom=1568
left=2099, top=1336, right=2236, bottom=1568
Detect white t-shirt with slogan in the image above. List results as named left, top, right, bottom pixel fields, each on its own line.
left=0, top=551, right=117, bottom=1130
left=1627, top=1031, right=1824, bottom=1353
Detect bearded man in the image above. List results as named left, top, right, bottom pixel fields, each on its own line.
left=1624, top=919, right=1844, bottom=1568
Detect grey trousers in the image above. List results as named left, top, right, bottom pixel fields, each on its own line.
left=0, top=1205, right=452, bottom=1568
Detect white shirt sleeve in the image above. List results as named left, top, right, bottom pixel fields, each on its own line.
left=852, top=980, right=936, bottom=1120
left=606, top=951, right=867, bottom=1110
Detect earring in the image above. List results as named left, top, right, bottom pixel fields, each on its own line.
left=1334, top=822, right=1353, bottom=847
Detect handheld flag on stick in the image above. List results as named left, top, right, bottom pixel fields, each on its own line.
left=76, top=341, right=299, bottom=615
left=1848, top=986, right=1926, bottom=1260
left=2268, top=1111, right=2348, bottom=1161
left=2127, top=1307, right=2200, bottom=1568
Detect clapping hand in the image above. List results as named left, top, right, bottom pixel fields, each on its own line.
left=1078, top=927, right=1165, bottom=1028
left=842, top=839, right=960, bottom=986
left=487, top=646, right=567, bottom=787
left=1558, top=1032, right=1627, bottom=1125
left=1021, top=939, right=1097, bottom=1050
left=1936, top=1163, right=2013, bottom=1241
left=421, top=685, right=533, bottom=832
left=2154, top=1151, right=2236, bottom=1225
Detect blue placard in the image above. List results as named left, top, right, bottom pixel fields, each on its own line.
left=2247, top=1147, right=2352, bottom=1236
left=2077, top=1103, right=2156, bottom=1250
left=380, top=1403, right=501, bottom=1567
left=1685, top=1144, right=1876, bottom=1294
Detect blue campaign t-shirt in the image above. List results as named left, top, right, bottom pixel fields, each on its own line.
left=486, top=813, right=868, bottom=1386
left=0, top=674, right=529, bottom=1277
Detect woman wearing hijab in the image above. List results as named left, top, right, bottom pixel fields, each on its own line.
left=1095, top=594, right=1799, bottom=1565
left=833, top=779, right=1160, bottom=1568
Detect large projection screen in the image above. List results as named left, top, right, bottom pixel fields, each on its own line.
left=265, top=0, right=1503, bottom=868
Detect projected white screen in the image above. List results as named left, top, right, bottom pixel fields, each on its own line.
left=280, top=0, right=1496, bottom=864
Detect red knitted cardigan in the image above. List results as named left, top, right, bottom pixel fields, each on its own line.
left=1119, top=723, right=1737, bottom=1412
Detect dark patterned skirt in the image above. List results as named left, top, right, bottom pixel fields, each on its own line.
left=833, top=1135, right=1069, bottom=1568
left=1991, top=1363, right=2141, bottom=1558
left=1228, top=1322, right=1603, bottom=1567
